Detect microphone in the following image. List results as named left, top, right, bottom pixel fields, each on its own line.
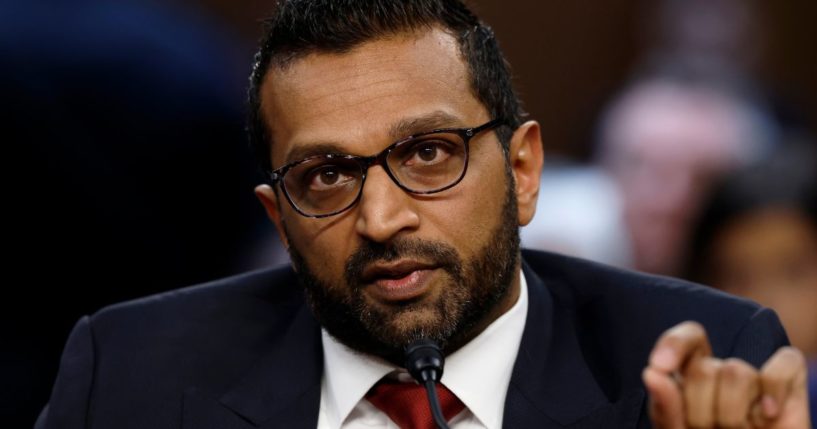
left=404, top=339, right=451, bottom=429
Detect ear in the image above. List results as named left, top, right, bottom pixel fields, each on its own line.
left=508, top=120, right=544, bottom=226
left=254, top=184, right=290, bottom=249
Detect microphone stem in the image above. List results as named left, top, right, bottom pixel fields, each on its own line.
left=423, top=379, right=451, bottom=429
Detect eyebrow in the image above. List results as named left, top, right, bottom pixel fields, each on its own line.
left=283, top=142, right=348, bottom=166
left=281, top=111, right=465, bottom=166
left=388, top=111, right=463, bottom=139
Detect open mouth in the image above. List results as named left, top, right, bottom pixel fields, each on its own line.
left=361, top=260, right=439, bottom=302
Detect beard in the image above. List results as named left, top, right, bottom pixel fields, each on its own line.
left=287, top=176, right=520, bottom=364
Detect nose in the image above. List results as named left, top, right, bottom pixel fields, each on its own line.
left=355, top=166, right=420, bottom=243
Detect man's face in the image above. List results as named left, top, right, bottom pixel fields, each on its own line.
left=255, top=28, right=541, bottom=361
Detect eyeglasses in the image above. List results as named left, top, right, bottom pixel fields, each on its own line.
left=268, top=118, right=504, bottom=218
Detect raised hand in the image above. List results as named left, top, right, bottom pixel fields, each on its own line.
left=643, top=321, right=811, bottom=428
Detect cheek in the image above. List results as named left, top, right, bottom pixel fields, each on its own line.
left=285, top=213, right=359, bottom=281
left=422, top=153, right=509, bottom=256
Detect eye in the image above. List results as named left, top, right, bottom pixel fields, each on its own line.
left=402, top=139, right=456, bottom=167
left=304, top=164, right=356, bottom=191
left=417, top=145, right=439, bottom=162
left=315, top=167, right=340, bottom=185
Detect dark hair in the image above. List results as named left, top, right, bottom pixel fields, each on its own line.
left=685, top=142, right=817, bottom=281
left=247, top=0, right=525, bottom=174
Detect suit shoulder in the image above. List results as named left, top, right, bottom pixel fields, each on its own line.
left=73, top=265, right=309, bottom=400
left=93, top=264, right=297, bottom=320
left=522, top=248, right=762, bottom=316
left=85, top=264, right=305, bottom=351
left=520, top=249, right=780, bottom=359
left=47, top=268, right=315, bottom=428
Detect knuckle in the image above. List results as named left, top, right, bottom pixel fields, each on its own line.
left=720, top=358, right=756, bottom=383
left=683, top=320, right=705, bottom=332
left=676, top=320, right=706, bottom=338
left=687, top=357, right=721, bottom=380
left=657, top=330, right=682, bottom=347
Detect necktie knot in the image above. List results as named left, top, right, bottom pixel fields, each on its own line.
left=366, top=378, right=465, bottom=429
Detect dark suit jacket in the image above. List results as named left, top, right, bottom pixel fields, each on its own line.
left=36, top=250, right=788, bottom=428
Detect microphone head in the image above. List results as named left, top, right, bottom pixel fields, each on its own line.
left=404, top=339, right=445, bottom=383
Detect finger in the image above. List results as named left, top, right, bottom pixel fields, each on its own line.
left=650, top=321, right=712, bottom=373
left=715, top=358, right=759, bottom=429
left=683, top=356, right=721, bottom=428
left=643, top=367, right=685, bottom=429
left=749, top=400, right=766, bottom=429
left=758, top=346, right=808, bottom=420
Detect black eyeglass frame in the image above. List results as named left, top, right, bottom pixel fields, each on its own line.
left=268, top=118, right=505, bottom=218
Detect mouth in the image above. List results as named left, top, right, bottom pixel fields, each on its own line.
left=361, top=260, right=439, bottom=303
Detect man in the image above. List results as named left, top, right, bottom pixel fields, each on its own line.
left=37, top=1, right=810, bottom=428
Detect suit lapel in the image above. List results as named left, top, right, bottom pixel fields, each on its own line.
left=182, top=303, right=323, bottom=429
left=503, top=261, right=645, bottom=428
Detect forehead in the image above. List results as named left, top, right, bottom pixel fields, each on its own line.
left=259, top=27, right=487, bottom=167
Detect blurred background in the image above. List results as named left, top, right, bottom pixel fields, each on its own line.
left=3, top=0, right=816, bottom=426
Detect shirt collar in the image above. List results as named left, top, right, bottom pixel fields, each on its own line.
left=320, top=330, right=394, bottom=428
left=320, top=270, right=529, bottom=429
left=442, top=270, right=528, bottom=428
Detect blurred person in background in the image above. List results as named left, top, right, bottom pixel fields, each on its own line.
left=595, top=72, right=779, bottom=276
left=686, top=143, right=817, bottom=426
left=526, top=0, right=795, bottom=275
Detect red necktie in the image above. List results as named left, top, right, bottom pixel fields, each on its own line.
left=366, top=378, right=466, bottom=429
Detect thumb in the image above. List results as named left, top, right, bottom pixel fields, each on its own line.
left=757, top=346, right=811, bottom=427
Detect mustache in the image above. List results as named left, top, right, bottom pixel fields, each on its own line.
left=344, top=238, right=462, bottom=287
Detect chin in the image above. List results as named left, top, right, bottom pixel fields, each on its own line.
left=380, top=306, right=447, bottom=339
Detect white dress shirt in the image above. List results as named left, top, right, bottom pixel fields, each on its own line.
left=317, top=271, right=529, bottom=429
